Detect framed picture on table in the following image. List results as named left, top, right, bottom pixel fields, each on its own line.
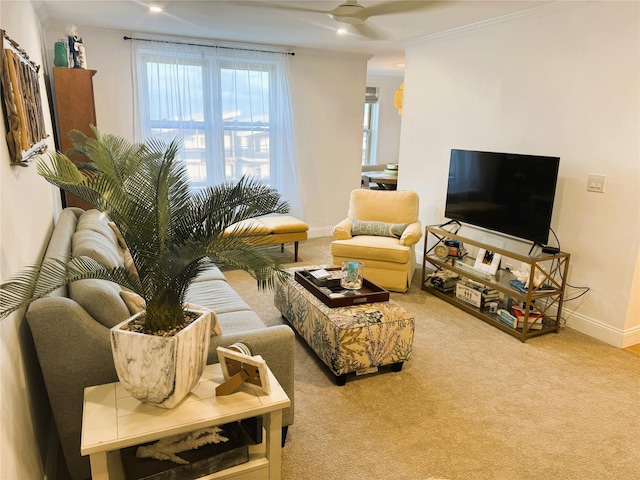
left=217, top=346, right=271, bottom=395
left=474, top=248, right=502, bottom=276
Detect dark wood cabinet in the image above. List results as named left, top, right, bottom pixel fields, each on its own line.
left=52, top=67, right=97, bottom=210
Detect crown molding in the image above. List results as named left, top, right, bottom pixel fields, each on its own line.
left=30, top=0, right=50, bottom=29
left=403, top=1, right=580, bottom=47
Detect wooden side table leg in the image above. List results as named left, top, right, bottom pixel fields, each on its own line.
left=90, top=451, right=110, bottom=480
left=264, top=409, right=283, bottom=480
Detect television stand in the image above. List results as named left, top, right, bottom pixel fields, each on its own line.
left=421, top=226, right=570, bottom=342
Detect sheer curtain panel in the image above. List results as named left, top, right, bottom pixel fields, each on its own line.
left=131, top=37, right=301, bottom=217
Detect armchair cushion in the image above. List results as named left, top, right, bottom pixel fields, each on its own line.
left=351, top=219, right=407, bottom=239
left=331, top=236, right=412, bottom=264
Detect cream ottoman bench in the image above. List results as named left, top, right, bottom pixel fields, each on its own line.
left=226, top=215, right=309, bottom=261
left=274, top=268, right=415, bottom=385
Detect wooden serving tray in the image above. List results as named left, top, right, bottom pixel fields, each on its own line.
left=294, top=269, right=390, bottom=308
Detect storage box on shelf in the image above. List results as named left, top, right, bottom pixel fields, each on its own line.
left=421, top=226, right=570, bottom=342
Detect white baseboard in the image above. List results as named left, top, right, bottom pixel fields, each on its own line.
left=562, top=307, right=637, bottom=348
left=308, top=226, right=333, bottom=238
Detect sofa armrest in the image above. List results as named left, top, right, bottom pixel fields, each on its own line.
left=332, top=218, right=353, bottom=240
left=207, top=325, right=295, bottom=426
left=400, top=221, right=423, bottom=246
left=26, top=297, right=118, bottom=480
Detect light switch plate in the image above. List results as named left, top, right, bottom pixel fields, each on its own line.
left=587, top=174, right=607, bottom=193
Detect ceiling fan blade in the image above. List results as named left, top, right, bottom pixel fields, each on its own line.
left=362, top=0, right=442, bottom=19
left=233, top=1, right=328, bottom=15
left=351, top=22, right=386, bottom=41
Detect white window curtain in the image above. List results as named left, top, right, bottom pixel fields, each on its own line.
left=130, top=37, right=301, bottom=217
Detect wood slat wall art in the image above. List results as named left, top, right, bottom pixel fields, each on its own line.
left=1, top=29, right=48, bottom=166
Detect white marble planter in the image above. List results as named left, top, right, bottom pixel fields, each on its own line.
left=110, top=308, right=212, bottom=409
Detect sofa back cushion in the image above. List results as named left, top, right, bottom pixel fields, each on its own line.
left=68, top=209, right=130, bottom=328
left=37, top=208, right=81, bottom=298
left=72, top=209, right=125, bottom=268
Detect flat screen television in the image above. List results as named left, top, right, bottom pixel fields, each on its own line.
left=444, top=149, right=560, bottom=245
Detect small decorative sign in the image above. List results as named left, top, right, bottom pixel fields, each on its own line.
left=455, top=282, right=483, bottom=308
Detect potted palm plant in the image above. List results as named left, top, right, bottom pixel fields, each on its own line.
left=0, top=127, right=290, bottom=408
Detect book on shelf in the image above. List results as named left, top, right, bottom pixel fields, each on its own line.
left=512, top=307, right=544, bottom=329
left=497, top=309, right=518, bottom=328
left=483, top=296, right=500, bottom=304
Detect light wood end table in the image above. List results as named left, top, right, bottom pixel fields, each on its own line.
left=81, top=363, right=290, bottom=480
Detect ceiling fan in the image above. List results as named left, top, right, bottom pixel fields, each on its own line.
left=328, top=1, right=376, bottom=25
left=239, top=1, right=440, bottom=40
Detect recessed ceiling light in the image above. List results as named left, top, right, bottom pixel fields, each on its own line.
left=149, top=5, right=163, bottom=13
left=337, top=28, right=348, bottom=35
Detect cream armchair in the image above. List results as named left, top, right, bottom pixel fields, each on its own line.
left=331, top=189, right=422, bottom=293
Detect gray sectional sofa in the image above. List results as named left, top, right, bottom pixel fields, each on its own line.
left=26, top=207, right=295, bottom=480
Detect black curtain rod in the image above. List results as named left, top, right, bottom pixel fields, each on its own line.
left=123, top=35, right=294, bottom=56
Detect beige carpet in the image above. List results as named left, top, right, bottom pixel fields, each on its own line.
left=222, top=237, right=640, bottom=480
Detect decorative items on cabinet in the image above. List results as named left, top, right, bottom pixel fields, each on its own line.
left=66, top=25, right=87, bottom=68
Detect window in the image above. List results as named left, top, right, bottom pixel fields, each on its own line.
left=132, top=39, right=300, bottom=215
left=362, top=86, right=379, bottom=165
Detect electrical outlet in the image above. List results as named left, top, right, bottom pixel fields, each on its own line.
left=587, top=174, right=607, bottom=193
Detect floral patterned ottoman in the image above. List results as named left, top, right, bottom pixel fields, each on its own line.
left=274, top=269, right=415, bottom=385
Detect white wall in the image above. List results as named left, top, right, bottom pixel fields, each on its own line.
left=1, top=2, right=60, bottom=478
left=399, top=1, right=640, bottom=347
left=367, top=75, right=403, bottom=166
left=287, top=49, right=370, bottom=235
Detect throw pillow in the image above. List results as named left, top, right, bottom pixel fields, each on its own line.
left=351, top=220, right=408, bottom=239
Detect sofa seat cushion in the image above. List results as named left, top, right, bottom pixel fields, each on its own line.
left=215, top=310, right=267, bottom=335
left=186, top=279, right=253, bottom=314
left=330, top=236, right=411, bottom=264
left=68, top=279, right=131, bottom=328
left=191, top=265, right=228, bottom=283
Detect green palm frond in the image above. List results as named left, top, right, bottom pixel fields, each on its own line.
left=0, top=256, right=139, bottom=318
left=3, top=127, right=291, bottom=331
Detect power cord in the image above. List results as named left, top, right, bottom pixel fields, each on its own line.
left=548, top=228, right=590, bottom=302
